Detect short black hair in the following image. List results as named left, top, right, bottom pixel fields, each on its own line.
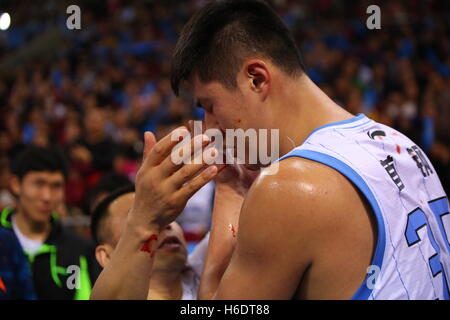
left=13, top=146, right=68, bottom=180
left=87, top=173, right=132, bottom=211
left=171, top=0, right=305, bottom=95
left=90, top=184, right=135, bottom=245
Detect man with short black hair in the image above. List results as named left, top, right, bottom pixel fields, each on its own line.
left=170, top=0, right=304, bottom=96
left=87, top=172, right=132, bottom=213
left=1, top=146, right=101, bottom=299
left=91, top=186, right=208, bottom=300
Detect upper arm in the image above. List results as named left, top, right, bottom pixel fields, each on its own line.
left=213, top=160, right=323, bottom=299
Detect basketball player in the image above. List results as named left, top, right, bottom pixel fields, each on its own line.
left=92, top=0, right=450, bottom=300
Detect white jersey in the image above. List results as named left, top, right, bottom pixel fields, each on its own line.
left=279, top=113, right=450, bottom=300
left=180, top=232, right=210, bottom=300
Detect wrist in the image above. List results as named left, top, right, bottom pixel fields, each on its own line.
left=125, top=211, right=161, bottom=243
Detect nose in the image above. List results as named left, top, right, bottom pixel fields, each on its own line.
left=41, top=186, right=52, bottom=203
left=165, top=224, right=172, bottom=231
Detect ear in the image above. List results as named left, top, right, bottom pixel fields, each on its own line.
left=244, top=59, right=271, bottom=99
left=10, top=175, right=21, bottom=196
left=95, top=244, right=114, bottom=268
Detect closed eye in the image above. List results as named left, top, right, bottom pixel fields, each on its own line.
left=196, top=98, right=214, bottom=112
left=195, top=100, right=204, bottom=109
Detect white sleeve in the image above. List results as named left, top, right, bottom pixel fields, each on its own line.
left=180, top=232, right=210, bottom=300
left=187, top=232, right=210, bottom=278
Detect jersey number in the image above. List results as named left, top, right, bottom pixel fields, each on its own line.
left=405, top=196, right=450, bottom=299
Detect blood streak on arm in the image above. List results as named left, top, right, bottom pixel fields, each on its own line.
left=140, top=234, right=159, bottom=257
left=217, top=164, right=229, bottom=174
left=228, top=223, right=236, bottom=237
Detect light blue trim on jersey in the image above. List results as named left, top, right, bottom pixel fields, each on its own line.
left=340, top=120, right=373, bottom=130
left=278, top=149, right=386, bottom=300
left=305, top=113, right=367, bottom=140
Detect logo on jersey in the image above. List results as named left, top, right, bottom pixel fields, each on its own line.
left=380, top=155, right=405, bottom=191
left=368, top=130, right=386, bottom=140
left=407, top=145, right=433, bottom=178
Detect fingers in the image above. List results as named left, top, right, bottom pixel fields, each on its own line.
left=158, top=132, right=212, bottom=176
left=168, top=145, right=218, bottom=188
left=132, top=122, right=220, bottom=231
left=143, top=131, right=157, bottom=161
left=175, top=164, right=218, bottom=200
left=145, top=126, right=189, bottom=167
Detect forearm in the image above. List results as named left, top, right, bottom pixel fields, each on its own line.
left=90, top=218, right=160, bottom=300
left=199, top=184, right=244, bottom=299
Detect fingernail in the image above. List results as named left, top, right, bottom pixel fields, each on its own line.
left=173, top=128, right=189, bottom=142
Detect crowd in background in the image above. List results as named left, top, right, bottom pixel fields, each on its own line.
left=0, top=0, right=449, bottom=239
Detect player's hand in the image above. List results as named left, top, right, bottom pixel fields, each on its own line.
left=128, top=127, right=219, bottom=231
left=187, top=120, right=259, bottom=196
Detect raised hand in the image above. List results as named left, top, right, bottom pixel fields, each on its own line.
left=129, top=127, right=219, bottom=231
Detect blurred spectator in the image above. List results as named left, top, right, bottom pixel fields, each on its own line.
left=65, top=107, right=118, bottom=206
left=0, top=156, right=14, bottom=211
left=0, top=146, right=100, bottom=299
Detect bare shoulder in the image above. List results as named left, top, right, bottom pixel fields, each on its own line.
left=243, top=156, right=361, bottom=224
left=236, top=157, right=376, bottom=299
left=239, top=156, right=374, bottom=256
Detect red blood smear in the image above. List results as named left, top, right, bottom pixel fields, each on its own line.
left=217, top=164, right=228, bottom=174
left=140, top=234, right=159, bottom=257
left=231, top=224, right=236, bottom=237
left=396, top=145, right=401, bottom=154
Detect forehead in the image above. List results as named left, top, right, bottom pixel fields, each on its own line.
left=23, top=171, right=64, bottom=183
left=109, top=193, right=135, bottom=218
left=188, top=74, right=232, bottom=102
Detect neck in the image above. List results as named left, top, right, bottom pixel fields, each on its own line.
left=14, top=205, right=51, bottom=241
left=273, top=75, right=354, bottom=156
left=147, top=269, right=183, bottom=300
